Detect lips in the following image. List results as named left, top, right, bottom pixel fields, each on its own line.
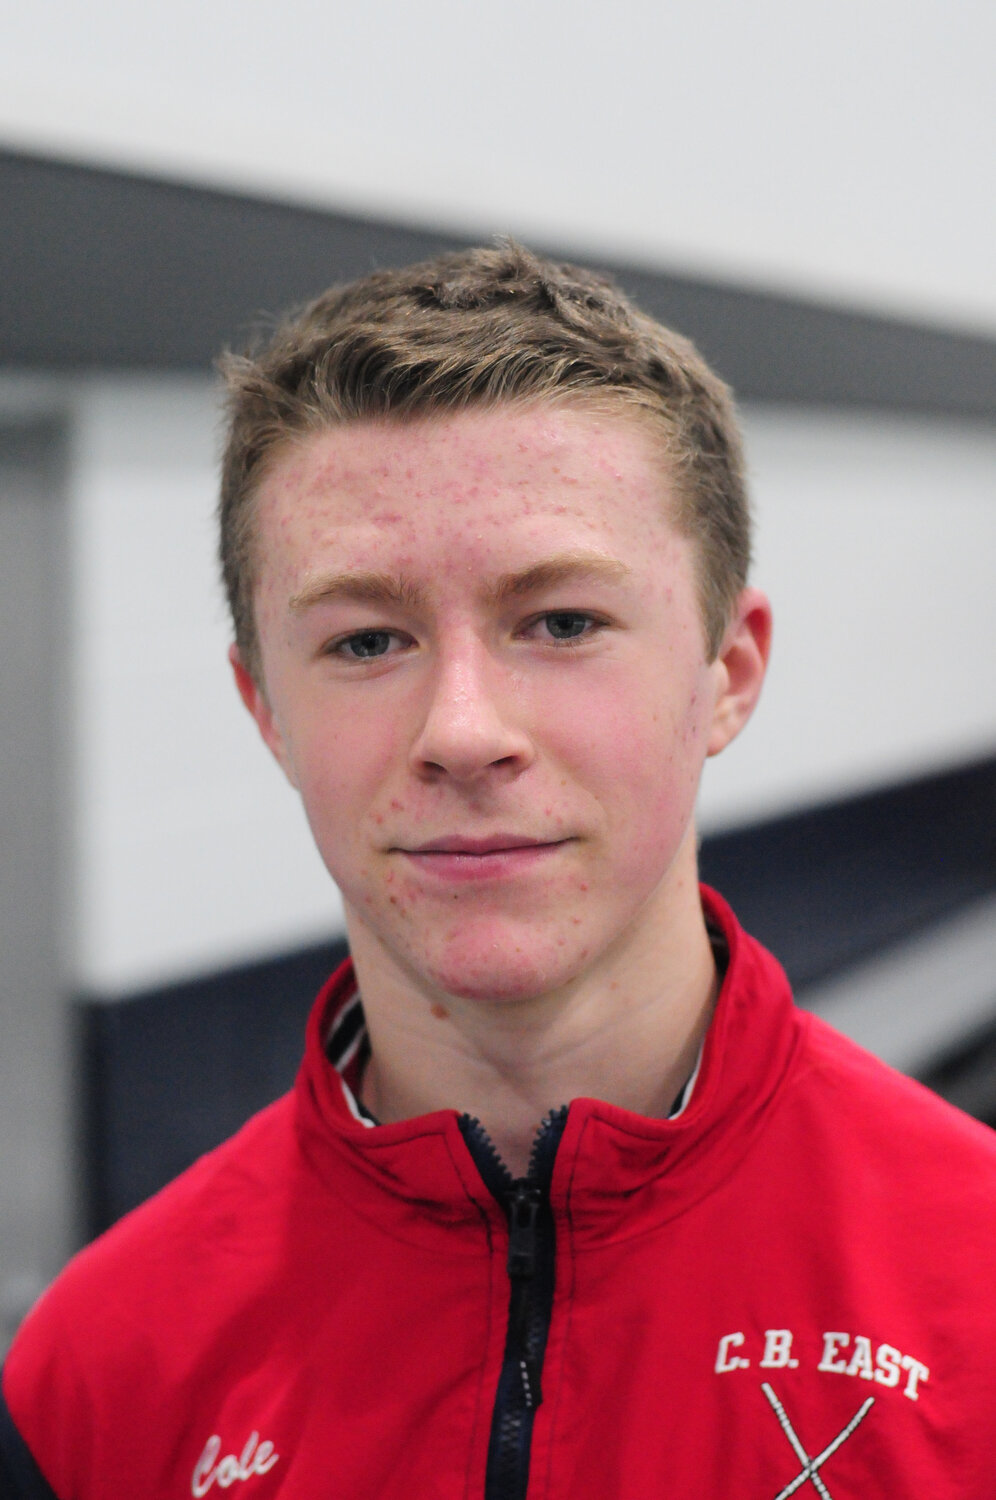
left=395, top=834, right=569, bottom=883
left=405, top=834, right=557, bottom=855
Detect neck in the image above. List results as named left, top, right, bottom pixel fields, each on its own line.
left=350, top=870, right=718, bottom=1179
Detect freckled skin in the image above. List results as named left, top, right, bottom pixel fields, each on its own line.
left=238, top=405, right=767, bottom=1014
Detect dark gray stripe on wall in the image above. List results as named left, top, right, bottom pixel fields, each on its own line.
left=2, top=147, right=995, bottom=414
left=79, top=937, right=349, bottom=1241
left=698, top=754, right=996, bottom=991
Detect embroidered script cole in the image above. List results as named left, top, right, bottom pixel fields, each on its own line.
left=191, top=1432, right=279, bottom=1495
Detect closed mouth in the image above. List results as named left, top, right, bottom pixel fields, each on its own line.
left=403, top=835, right=565, bottom=856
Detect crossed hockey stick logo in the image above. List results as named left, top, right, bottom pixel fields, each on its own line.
left=762, top=1382, right=875, bottom=1499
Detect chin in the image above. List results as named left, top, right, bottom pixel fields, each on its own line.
left=415, top=927, right=592, bottom=1006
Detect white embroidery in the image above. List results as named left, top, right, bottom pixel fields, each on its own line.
left=715, top=1331, right=750, bottom=1372
left=191, top=1432, right=279, bottom=1495
left=715, top=1328, right=929, bottom=1401
left=760, top=1329, right=799, bottom=1370
left=762, top=1383, right=874, bottom=1500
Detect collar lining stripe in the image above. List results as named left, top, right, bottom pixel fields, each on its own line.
left=340, top=1076, right=377, bottom=1128
left=668, top=1037, right=705, bottom=1120
left=325, top=990, right=364, bottom=1065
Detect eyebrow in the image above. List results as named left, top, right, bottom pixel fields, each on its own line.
left=288, top=553, right=630, bottom=614
left=289, top=572, right=427, bottom=613
left=486, top=554, right=631, bottom=605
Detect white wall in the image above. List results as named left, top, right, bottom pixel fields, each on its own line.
left=1, top=0, right=994, bottom=334
left=699, top=407, right=996, bottom=828
left=69, top=379, right=342, bottom=995
left=58, top=377, right=996, bottom=993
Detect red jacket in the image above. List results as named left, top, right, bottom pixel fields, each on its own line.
left=4, top=888, right=996, bottom=1498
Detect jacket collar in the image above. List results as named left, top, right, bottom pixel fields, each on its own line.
left=293, top=886, right=804, bottom=1244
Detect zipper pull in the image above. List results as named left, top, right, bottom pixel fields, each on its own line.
left=507, top=1182, right=541, bottom=1279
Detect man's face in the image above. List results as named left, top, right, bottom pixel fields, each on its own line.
left=238, top=403, right=763, bottom=1006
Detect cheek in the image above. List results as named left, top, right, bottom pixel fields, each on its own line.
left=569, top=676, right=711, bottom=857
left=288, top=706, right=397, bottom=838
left=567, top=664, right=710, bottom=783
left=612, top=725, right=697, bottom=827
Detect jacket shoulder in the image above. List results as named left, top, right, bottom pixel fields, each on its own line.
left=790, top=1009, right=996, bottom=1195
left=803, top=1009, right=993, bottom=1128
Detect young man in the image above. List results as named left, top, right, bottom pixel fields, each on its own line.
left=3, top=244, right=995, bottom=1498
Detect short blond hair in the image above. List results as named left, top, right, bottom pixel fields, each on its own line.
left=219, top=241, right=751, bottom=681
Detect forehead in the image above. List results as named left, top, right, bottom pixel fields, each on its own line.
left=253, top=402, right=678, bottom=548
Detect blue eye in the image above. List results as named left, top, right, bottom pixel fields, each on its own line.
left=543, top=612, right=592, bottom=641
left=339, top=630, right=395, bottom=659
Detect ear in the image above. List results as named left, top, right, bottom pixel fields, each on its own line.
left=229, top=644, right=299, bottom=787
left=706, top=587, right=772, bottom=758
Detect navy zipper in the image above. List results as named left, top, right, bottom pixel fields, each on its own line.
left=459, top=1106, right=569, bottom=1500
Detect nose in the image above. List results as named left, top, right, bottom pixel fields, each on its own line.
left=409, top=640, right=534, bottom=783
